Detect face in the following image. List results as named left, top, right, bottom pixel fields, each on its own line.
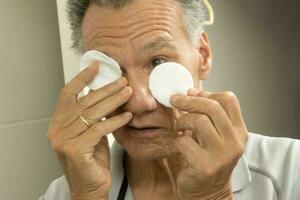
left=82, top=0, right=211, bottom=160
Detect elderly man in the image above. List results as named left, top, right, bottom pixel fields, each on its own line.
left=40, top=0, right=300, bottom=199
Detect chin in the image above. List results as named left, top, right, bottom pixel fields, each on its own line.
left=126, top=144, right=176, bottom=161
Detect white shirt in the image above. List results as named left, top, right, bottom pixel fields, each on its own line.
left=39, top=132, right=300, bottom=200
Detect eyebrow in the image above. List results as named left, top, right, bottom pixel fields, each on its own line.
left=141, top=37, right=178, bottom=54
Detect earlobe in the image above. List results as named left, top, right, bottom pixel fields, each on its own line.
left=198, top=31, right=212, bottom=80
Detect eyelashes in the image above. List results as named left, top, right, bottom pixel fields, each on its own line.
left=150, top=56, right=168, bottom=68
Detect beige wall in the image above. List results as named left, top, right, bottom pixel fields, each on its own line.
left=0, top=0, right=64, bottom=199
left=205, top=0, right=300, bottom=139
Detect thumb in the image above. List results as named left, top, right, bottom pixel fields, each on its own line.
left=94, top=136, right=110, bottom=170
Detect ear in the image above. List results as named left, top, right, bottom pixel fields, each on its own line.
left=197, top=31, right=212, bottom=80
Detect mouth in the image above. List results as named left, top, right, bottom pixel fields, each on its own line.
left=127, top=126, right=164, bottom=138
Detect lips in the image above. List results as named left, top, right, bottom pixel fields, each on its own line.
left=127, top=121, right=162, bottom=130
left=126, top=116, right=166, bottom=138
left=126, top=124, right=164, bottom=138
left=128, top=125, right=161, bottom=130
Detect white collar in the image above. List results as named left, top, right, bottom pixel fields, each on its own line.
left=109, top=140, right=251, bottom=199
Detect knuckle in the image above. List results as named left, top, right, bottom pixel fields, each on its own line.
left=47, top=127, right=62, bottom=143
left=195, top=114, right=210, bottom=129
left=241, top=129, right=249, bottom=143
left=47, top=129, right=55, bottom=141
left=228, top=139, right=244, bottom=162
left=82, top=111, right=96, bottom=122
left=234, top=141, right=244, bottom=159
left=60, top=84, right=72, bottom=95
left=63, top=142, right=79, bottom=157
left=50, top=139, right=64, bottom=154
left=77, top=96, right=90, bottom=108
left=223, top=91, right=238, bottom=107
left=208, top=100, right=222, bottom=114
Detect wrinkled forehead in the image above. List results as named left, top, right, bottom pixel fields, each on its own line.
left=81, top=0, right=186, bottom=54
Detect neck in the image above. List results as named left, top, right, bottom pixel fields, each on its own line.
left=124, top=152, right=185, bottom=195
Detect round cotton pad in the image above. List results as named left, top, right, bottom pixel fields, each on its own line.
left=79, top=50, right=122, bottom=91
left=149, top=62, right=194, bottom=107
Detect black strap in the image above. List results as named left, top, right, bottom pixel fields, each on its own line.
left=117, top=174, right=128, bottom=200
left=117, top=152, right=128, bottom=200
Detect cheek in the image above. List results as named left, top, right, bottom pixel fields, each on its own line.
left=180, top=48, right=201, bottom=88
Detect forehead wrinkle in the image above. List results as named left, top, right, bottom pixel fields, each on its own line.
left=128, top=10, right=181, bottom=41
left=83, top=1, right=182, bottom=51
left=142, top=37, right=178, bottom=53
left=84, top=26, right=130, bottom=50
left=130, top=25, right=173, bottom=44
left=84, top=14, right=172, bottom=50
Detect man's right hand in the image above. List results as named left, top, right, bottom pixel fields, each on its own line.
left=47, top=62, right=132, bottom=200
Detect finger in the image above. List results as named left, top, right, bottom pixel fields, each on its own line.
left=78, top=111, right=133, bottom=151
left=94, top=136, right=110, bottom=170
left=175, top=136, right=206, bottom=169
left=66, top=86, right=132, bottom=137
left=76, top=76, right=128, bottom=110
left=176, top=113, right=221, bottom=149
left=198, top=90, right=245, bottom=129
left=51, top=62, right=99, bottom=127
left=57, top=76, right=128, bottom=129
left=193, top=89, right=248, bottom=143
left=81, top=86, right=132, bottom=125
left=170, top=95, right=235, bottom=140
left=61, top=62, right=99, bottom=97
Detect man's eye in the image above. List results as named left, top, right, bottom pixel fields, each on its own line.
left=151, top=57, right=167, bottom=67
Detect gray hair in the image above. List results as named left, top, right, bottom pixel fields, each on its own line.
left=66, top=0, right=208, bottom=54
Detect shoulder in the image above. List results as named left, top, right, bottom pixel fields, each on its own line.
left=39, top=176, right=70, bottom=200
left=245, top=132, right=300, bottom=199
left=245, top=132, right=300, bottom=168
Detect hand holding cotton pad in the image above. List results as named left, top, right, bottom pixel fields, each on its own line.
left=149, top=62, right=194, bottom=107
left=79, top=50, right=122, bottom=90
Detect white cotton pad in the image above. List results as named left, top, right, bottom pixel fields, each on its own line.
left=148, top=62, right=194, bottom=107
left=79, top=50, right=122, bottom=91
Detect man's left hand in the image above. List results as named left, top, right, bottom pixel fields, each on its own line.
left=170, top=89, right=248, bottom=200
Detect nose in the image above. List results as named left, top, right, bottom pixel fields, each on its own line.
left=123, top=70, right=157, bottom=114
